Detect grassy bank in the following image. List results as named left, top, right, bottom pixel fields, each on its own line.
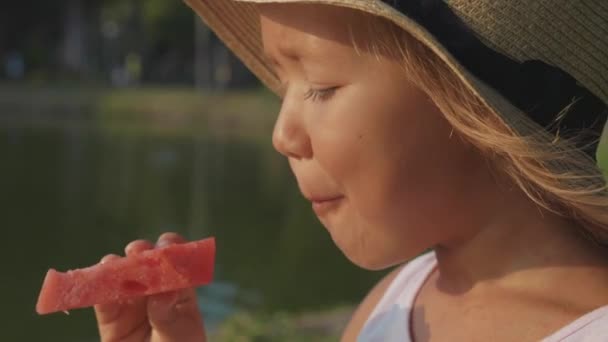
left=0, top=83, right=280, bottom=140
left=211, top=306, right=353, bottom=341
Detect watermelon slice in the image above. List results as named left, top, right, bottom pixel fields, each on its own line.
left=36, top=237, right=215, bottom=315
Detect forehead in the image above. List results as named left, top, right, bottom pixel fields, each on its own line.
left=257, top=4, right=365, bottom=58
left=258, top=4, right=356, bottom=39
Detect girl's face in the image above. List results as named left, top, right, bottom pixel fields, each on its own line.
left=259, top=4, right=491, bottom=270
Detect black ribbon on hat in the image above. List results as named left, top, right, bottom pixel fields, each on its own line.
left=383, top=0, right=608, bottom=159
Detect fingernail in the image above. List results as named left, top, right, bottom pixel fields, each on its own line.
left=156, top=239, right=169, bottom=248
left=100, top=254, right=119, bottom=264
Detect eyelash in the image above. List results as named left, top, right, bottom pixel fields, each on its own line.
left=303, top=87, right=338, bottom=102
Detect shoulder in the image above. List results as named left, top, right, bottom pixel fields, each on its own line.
left=341, top=264, right=405, bottom=342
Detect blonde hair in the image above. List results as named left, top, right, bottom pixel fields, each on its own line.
left=349, top=13, right=608, bottom=246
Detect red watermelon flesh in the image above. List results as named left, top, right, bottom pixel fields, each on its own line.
left=36, top=237, right=215, bottom=315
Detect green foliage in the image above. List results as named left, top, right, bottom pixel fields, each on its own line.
left=2, top=0, right=195, bottom=81
left=142, top=0, right=193, bottom=45
left=100, top=1, right=134, bottom=22
left=212, top=311, right=345, bottom=342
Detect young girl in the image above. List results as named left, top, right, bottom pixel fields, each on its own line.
left=94, top=1, right=608, bottom=341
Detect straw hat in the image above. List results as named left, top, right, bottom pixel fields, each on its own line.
left=184, top=0, right=608, bottom=179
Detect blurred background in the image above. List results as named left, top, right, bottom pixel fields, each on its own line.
left=1, top=1, right=385, bottom=341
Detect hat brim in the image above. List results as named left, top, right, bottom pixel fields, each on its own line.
left=184, top=0, right=599, bottom=176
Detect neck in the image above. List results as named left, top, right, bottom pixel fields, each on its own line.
left=432, top=180, right=608, bottom=299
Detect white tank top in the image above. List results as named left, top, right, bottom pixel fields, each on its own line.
left=358, top=251, right=608, bottom=341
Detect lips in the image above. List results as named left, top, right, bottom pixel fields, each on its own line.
left=309, top=195, right=344, bottom=216
left=292, top=169, right=343, bottom=216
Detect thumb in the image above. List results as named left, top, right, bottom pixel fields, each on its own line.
left=147, top=288, right=206, bottom=342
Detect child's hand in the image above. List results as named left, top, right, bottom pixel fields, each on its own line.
left=94, top=233, right=207, bottom=342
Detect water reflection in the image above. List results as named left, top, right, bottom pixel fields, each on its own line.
left=2, top=120, right=382, bottom=341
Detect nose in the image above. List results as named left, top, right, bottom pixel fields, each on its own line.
left=272, top=98, right=312, bottom=160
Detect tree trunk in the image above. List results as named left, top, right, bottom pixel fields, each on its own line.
left=194, top=17, right=213, bottom=89
left=61, top=0, right=87, bottom=76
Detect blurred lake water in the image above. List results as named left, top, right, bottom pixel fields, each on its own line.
left=0, top=86, right=383, bottom=341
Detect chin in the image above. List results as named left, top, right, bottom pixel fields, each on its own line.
left=347, top=254, right=394, bottom=271
left=320, top=211, right=416, bottom=270
left=343, top=246, right=424, bottom=271
left=327, top=224, right=427, bottom=271
left=327, top=229, right=399, bottom=271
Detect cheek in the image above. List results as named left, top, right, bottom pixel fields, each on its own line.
left=348, top=107, right=446, bottom=219
left=333, top=98, right=473, bottom=233
left=308, top=101, right=367, bottom=185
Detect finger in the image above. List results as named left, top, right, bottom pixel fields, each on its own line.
left=94, top=255, right=144, bottom=322
left=95, top=295, right=149, bottom=341
left=156, top=232, right=186, bottom=248
left=95, top=254, right=149, bottom=341
left=99, top=253, right=121, bottom=265
left=147, top=288, right=206, bottom=342
left=125, top=239, right=154, bottom=256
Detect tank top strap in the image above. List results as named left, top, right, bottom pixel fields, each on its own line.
left=358, top=251, right=437, bottom=342
left=542, top=304, right=608, bottom=341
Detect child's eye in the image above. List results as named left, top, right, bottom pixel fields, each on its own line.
left=303, top=87, right=338, bottom=102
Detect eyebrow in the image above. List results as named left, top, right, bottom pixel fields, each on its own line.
left=263, top=44, right=302, bottom=67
